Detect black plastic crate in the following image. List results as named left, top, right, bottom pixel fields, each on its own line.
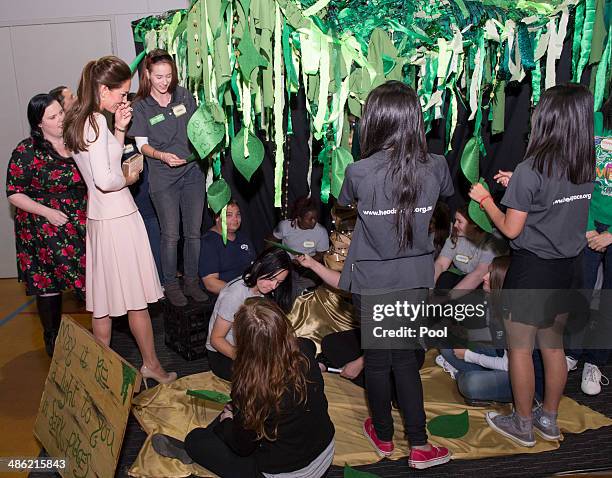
left=163, top=297, right=213, bottom=361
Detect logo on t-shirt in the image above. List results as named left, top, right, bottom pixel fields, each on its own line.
left=240, top=244, right=249, bottom=251
left=303, top=241, right=315, bottom=248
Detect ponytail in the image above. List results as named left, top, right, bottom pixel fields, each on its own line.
left=63, top=56, right=131, bottom=153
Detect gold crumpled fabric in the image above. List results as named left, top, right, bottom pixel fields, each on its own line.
left=286, top=286, right=358, bottom=353
left=128, top=352, right=612, bottom=478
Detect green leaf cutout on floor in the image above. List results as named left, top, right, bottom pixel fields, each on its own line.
left=344, top=464, right=381, bottom=478
left=187, top=389, right=231, bottom=404
left=427, top=409, right=469, bottom=439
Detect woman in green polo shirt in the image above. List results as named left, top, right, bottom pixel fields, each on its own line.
left=129, top=49, right=207, bottom=307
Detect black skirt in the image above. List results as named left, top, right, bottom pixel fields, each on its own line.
left=503, top=249, right=586, bottom=328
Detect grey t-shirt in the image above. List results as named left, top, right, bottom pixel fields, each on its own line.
left=206, top=279, right=261, bottom=351
left=128, top=85, right=203, bottom=193
left=273, top=220, right=329, bottom=257
left=501, top=158, right=594, bottom=259
left=338, top=151, right=454, bottom=293
left=440, top=234, right=507, bottom=274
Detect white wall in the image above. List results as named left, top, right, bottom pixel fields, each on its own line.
left=0, top=0, right=190, bottom=278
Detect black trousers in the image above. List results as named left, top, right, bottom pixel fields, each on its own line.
left=354, top=294, right=428, bottom=446
left=208, top=350, right=233, bottom=381
left=185, top=425, right=261, bottom=478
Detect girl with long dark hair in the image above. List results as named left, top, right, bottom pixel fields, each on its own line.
left=206, top=247, right=293, bottom=380
left=470, top=83, right=595, bottom=446
left=129, top=49, right=207, bottom=307
left=337, top=80, right=453, bottom=469
left=153, top=298, right=335, bottom=477
left=64, top=55, right=175, bottom=385
left=6, top=93, right=87, bottom=356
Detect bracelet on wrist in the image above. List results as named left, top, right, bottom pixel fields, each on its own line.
left=115, top=126, right=126, bottom=133
left=479, top=195, right=493, bottom=210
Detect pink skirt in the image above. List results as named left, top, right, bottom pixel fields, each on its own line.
left=85, top=211, right=163, bottom=318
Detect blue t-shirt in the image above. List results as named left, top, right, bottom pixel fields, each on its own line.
left=199, top=230, right=256, bottom=283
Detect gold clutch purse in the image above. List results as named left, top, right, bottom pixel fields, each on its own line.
left=122, top=153, right=144, bottom=177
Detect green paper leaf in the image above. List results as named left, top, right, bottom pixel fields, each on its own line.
left=231, top=127, right=265, bottom=181
left=469, top=178, right=493, bottom=234
left=187, top=389, right=231, bottom=404
left=344, top=464, right=381, bottom=478
left=188, top=102, right=225, bottom=159
left=237, top=26, right=269, bottom=80
left=331, top=147, right=354, bottom=198
left=460, top=136, right=480, bottom=185
left=265, top=239, right=301, bottom=256
left=207, top=178, right=231, bottom=214
left=427, top=409, right=470, bottom=439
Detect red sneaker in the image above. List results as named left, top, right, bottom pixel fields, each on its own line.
left=362, top=417, right=394, bottom=457
left=408, top=444, right=451, bottom=469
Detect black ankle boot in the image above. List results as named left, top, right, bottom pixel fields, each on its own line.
left=36, top=294, right=62, bottom=357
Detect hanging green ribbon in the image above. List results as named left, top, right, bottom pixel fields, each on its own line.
left=318, top=144, right=332, bottom=202
left=221, top=204, right=228, bottom=244
left=594, top=24, right=612, bottom=111
left=575, top=0, right=597, bottom=82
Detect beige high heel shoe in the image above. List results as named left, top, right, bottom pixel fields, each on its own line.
left=140, top=365, right=178, bottom=389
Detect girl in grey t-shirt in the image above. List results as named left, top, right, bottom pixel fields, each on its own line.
left=206, top=248, right=293, bottom=380
left=434, top=205, right=507, bottom=290
left=469, top=83, right=595, bottom=449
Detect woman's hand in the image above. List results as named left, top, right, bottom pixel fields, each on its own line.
left=493, top=170, right=513, bottom=188
left=468, top=183, right=490, bottom=203
left=296, top=253, right=317, bottom=269
left=588, top=231, right=612, bottom=252
left=44, top=208, right=68, bottom=226
left=220, top=403, right=234, bottom=421
left=115, top=101, right=132, bottom=130
left=340, top=356, right=364, bottom=380
left=453, top=348, right=467, bottom=360
left=160, top=152, right=187, bottom=167
left=124, top=171, right=140, bottom=186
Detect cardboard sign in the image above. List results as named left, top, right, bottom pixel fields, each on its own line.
left=34, top=316, right=141, bottom=478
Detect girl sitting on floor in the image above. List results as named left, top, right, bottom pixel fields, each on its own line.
left=206, top=248, right=292, bottom=381
left=434, top=205, right=507, bottom=290
left=152, top=298, right=335, bottom=478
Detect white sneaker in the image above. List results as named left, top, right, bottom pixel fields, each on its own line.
left=435, top=354, right=458, bottom=380
left=581, top=363, right=610, bottom=395
left=566, top=356, right=578, bottom=372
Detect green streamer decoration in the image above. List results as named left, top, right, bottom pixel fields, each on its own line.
left=187, top=389, right=231, bottom=403
left=132, top=0, right=605, bottom=211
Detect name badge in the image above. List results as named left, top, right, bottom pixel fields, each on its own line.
left=303, top=240, right=315, bottom=248
left=172, top=104, right=187, bottom=117
left=455, top=254, right=470, bottom=264
left=149, top=113, right=165, bottom=125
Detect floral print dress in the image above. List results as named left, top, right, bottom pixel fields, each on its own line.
left=6, top=138, right=87, bottom=295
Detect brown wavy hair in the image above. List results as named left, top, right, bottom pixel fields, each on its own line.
left=231, top=298, right=309, bottom=441
left=63, top=56, right=131, bottom=152
left=135, top=49, right=178, bottom=100
left=450, top=205, right=484, bottom=247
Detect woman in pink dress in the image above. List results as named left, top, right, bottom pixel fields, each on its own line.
left=63, top=56, right=175, bottom=385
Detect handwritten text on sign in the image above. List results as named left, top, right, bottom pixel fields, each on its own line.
left=34, top=316, right=140, bottom=478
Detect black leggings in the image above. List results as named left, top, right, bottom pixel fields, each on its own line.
left=185, top=424, right=261, bottom=478
left=208, top=350, right=233, bottom=381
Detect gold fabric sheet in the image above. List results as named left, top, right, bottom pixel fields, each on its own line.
left=286, top=286, right=357, bottom=353
left=128, top=352, right=612, bottom=478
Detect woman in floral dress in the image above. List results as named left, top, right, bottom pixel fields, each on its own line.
left=6, top=93, right=87, bottom=356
